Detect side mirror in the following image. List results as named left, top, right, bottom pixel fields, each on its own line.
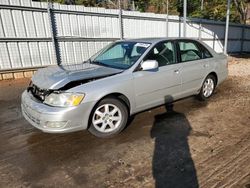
left=141, top=60, right=159, bottom=71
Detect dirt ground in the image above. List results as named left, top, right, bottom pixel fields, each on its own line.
left=0, top=55, right=249, bottom=188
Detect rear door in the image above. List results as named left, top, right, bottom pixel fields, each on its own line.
left=177, top=40, right=210, bottom=97
left=133, top=41, right=182, bottom=112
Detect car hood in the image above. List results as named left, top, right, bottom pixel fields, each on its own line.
left=32, top=63, right=123, bottom=90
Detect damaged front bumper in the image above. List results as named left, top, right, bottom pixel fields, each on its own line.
left=21, top=90, right=94, bottom=133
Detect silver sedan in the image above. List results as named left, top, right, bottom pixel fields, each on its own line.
left=21, top=38, right=228, bottom=137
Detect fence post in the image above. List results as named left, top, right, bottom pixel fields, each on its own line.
left=224, top=0, right=231, bottom=54
left=166, top=15, right=169, bottom=37
left=47, top=1, right=61, bottom=65
left=240, top=25, right=245, bottom=53
left=183, top=0, right=187, bottom=37
left=198, top=19, right=202, bottom=40
left=166, top=0, right=169, bottom=37
left=118, top=0, right=124, bottom=40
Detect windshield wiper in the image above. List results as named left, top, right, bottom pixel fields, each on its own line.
left=91, top=60, right=113, bottom=68
left=85, top=59, right=102, bottom=65
left=90, top=60, right=125, bottom=70
left=91, top=60, right=102, bottom=65
left=87, top=59, right=102, bottom=65
left=83, top=59, right=92, bottom=64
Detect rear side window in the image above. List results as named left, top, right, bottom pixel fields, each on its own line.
left=199, top=44, right=213, bottom=59
left=178, top=41, right=202, bottom=62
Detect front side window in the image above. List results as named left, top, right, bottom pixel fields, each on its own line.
left=178, top=41, right=202, bottom=62
left=92, top=41, right=151, bottom=69
left=144, top=41, right=176, bottom=67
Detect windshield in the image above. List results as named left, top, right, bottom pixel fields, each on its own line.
left=92, top=41, right=151, bottom=69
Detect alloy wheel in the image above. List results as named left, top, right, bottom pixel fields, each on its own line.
left=92, top=104, right=122, bottom=133
left=203, top=78, right=214, bottom=97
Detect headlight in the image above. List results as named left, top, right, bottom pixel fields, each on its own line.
left=44, top=92, right=85, bottom=107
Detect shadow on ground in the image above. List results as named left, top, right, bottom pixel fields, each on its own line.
left=151, top=104, right=199, bottom=188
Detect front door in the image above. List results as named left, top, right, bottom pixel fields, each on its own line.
left=133, top=41, right=182, bottom=112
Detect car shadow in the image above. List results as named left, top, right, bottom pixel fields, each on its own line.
left=151, top=103, right=199, bottom=188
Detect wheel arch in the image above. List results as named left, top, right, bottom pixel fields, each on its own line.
left=208, top=72, right=218, bottom=86
left=87, top=92, right=131, bottom=129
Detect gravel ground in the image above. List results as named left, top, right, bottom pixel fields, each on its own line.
left=0, top=56, right=249, bottom=188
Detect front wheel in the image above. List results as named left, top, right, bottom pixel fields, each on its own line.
left=197, top=75, right=216, bottom=101
left=88, top=98, right=128, bottom=138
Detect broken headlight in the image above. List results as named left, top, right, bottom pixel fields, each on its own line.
left=44, top=92, right=85, bottom=107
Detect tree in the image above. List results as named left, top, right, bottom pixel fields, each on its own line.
left=134, top=0, right=149, bottom=12
left=146, top=0, right=178, bottom=14
left=198, top=0, right=240, bottom=23
left=233, top=0, right=250, bottom=24
left=34, top=0, right=246, bottom=24
left=176, top=0, right=201, bottom=16
left=37, top=0, right=97, bottom=6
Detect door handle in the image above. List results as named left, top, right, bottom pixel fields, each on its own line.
left=174, top=69, right=180, bottom=74
left=204, top=64, right=209, bottom=68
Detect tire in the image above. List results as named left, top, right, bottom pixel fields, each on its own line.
left=197, top=74, right=216, bottom=101
left=88, top=97, right=128, bottom=138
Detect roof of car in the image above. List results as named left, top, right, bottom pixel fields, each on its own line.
left=119, top=37, right=217, bottom=56
left=122, top=37, right=200, bottom=44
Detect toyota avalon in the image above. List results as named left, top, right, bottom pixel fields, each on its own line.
left=21, top=38, right=228, bottom=138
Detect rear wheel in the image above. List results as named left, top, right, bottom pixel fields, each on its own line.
left=197, top=75, right=216, bottom=101
left=88, top=98, right=128, bottom=138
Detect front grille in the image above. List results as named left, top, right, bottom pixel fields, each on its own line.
left=27, top=84, right=51, bottom=102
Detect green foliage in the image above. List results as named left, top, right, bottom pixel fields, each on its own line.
left=134, top=0, right=149, bottom=12
left=35, top=0, right=244, bottom=23
left=176, top=0, right=201, bottom=17
left=148, top=0, right=243, bottom=23
left=233, top=0, right=250, bottom=24
left=37, top=0, right=96, bottom=6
